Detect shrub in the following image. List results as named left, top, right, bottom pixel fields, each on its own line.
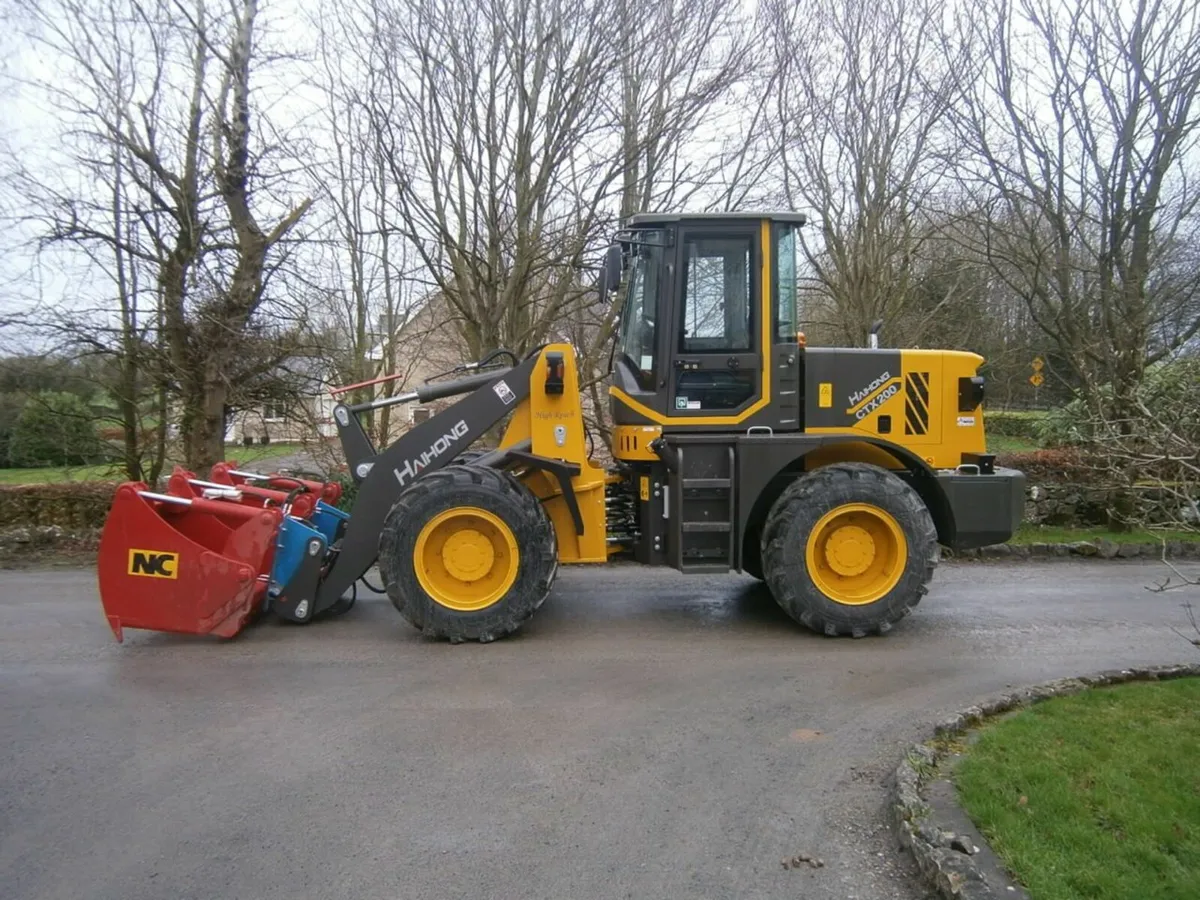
left=986, top=410, right=1044, bottom=440
left=994, top=448, right=1093, bottom=482
left=1032, top=359, right=1200, bottom=449
left=334, top=473, right=358, bottom=512
left=0, top=392, right=27, bottom=466
left=1032, top=400, right=1090, bottom=447
left=0, top=481, right=120, bottom=529
left=9, top=392, right=103, bottom=467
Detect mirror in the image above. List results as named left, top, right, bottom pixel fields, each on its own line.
left=597, top=243, right=623, bottom=298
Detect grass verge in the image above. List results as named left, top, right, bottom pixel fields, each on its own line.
left=988, top=434, right=1041, bottom=454
left=1012, top=524, right=1200, bottom=545
left=956, top=678, right=1200, bottom=900
left=0, top=463, right=120, bottom=484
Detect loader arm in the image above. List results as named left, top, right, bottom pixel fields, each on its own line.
left=300, top=353, right=542, bottom=617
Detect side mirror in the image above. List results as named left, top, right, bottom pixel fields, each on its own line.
left=597, top=243, right=623, bottom=298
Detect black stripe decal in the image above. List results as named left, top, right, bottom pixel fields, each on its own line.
left=905, top=372, right=930, bottom=436
left=904, top=407, right=922, bottom=435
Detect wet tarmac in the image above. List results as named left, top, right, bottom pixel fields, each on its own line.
left=1, top=560, right=1193, bottom=900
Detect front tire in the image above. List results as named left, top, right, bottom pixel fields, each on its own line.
left=761, top=463, right=937, bottom=637
left=379, top=465, right=557, bottom=642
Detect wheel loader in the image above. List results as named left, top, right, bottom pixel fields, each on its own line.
left=97, top=212, right=1025, bottom=643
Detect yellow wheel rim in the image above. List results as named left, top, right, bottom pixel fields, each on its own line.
left=805, top=503, right=907, bottom=606
left=414, top=507, right=520, bottom=612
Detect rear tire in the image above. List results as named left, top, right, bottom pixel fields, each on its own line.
left=761, top=463, right=937, bottom=637
left=379, top=465, right=557, bottom=642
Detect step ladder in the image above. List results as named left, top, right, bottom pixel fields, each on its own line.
left=669, top=441, right=737, bottom=573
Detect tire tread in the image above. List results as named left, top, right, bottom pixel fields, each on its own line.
left=378, top=464, right=557, bottom=642
left=760, top=462, right=937, bottom=637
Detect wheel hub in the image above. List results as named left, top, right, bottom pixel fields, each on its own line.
left=824, top=524, right=875, bottom=576
left=804, top=502, right=909, bottom=606
left=441, top=529, right=495, bottom=583
left=412, top=506, right=521, bottom=612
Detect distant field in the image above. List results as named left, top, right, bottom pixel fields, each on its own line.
left=0, top=443, right=306, bottom=485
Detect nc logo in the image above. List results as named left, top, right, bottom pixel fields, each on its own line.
left=127, top=549, right=179, bottom=579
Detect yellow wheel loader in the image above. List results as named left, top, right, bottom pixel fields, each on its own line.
left=97, top=212, right=1024, bottom=643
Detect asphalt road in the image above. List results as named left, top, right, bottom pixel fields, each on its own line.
left=1, top=560, right=1195, bottom=900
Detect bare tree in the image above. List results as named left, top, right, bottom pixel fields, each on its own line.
left=614, top=0, right=754, bottom=219
left=4, top=0, right=182, bottom=481
left=580, top=0, right=757, bottom=439
left=7, top=0, right=311, bottom=473
left=955, top=0, right=1200, bottom=418
left=1075, top=357, right=1199, bottom=532
left=315, top=0, right=762, bottom=448
left=168, top=0, right=312, bottom=467
left=764, top=0, right=963, bottom=347
left=300, top=7, right=459, bottom=448
left=339, top=0, right=624, bottom=361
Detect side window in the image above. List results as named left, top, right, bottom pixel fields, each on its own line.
left=680, top=237, right=752, bottom=352
left=774, top=225, right=798, bottom=341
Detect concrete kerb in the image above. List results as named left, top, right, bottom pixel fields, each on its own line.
left=950, top=540, right=1200, bottom=561
left=889, top=663, right=1200, bottom=900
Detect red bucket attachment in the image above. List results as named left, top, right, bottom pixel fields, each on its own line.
left=168, top=467, right=318, bottom=520
left=97, top=482, right=283, bottom=642
left=211, top=462, right=342, bottom=505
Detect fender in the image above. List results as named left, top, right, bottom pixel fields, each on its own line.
left=728, top=433, right=957, bottom=566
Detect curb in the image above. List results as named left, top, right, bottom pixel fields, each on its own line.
left=951, top=540, right=1200, bottom=561
left=890, top=663, right=1200, bottom=899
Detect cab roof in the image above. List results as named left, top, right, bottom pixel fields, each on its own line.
left=627, top=211, right=808, bottom=227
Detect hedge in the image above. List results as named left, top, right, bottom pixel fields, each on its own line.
left=985, top=410, right=1044, bottom=440
left=0, top=482, right=120, bottom=529
left=992, top=448, right=1093, bottom=482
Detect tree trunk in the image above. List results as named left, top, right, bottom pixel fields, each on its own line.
left=183, top=363, right=228, bottom=473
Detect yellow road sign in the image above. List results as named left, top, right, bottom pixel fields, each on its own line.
left=1031, top=357, right=1044, bottom=371
left=1029, top=372, right=1045, bottom=387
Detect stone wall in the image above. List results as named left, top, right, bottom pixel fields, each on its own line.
left=1023, top=482, right=1197, bottom=528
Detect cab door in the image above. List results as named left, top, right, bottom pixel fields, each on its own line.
left=667, top=224, right=762, bottom=417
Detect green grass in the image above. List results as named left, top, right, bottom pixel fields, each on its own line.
left=990, top=409, right=1048, bottom=420
left=219, top=442, right=307, bottom=466
left=956, top=679, right=1200, bottom=900
left=0, top=463, right=124, bottom=484
left=0, top=443, right=307, bottom=485
left=1011, top=524, right=1200, bottom=545
left=989, top=434, right=1041, bottom=454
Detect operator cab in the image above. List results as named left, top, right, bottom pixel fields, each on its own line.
left=603, top=212, right=807, bottom=433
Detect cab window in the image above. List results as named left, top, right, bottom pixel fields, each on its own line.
left=679, top=237, right=752, bottom=352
